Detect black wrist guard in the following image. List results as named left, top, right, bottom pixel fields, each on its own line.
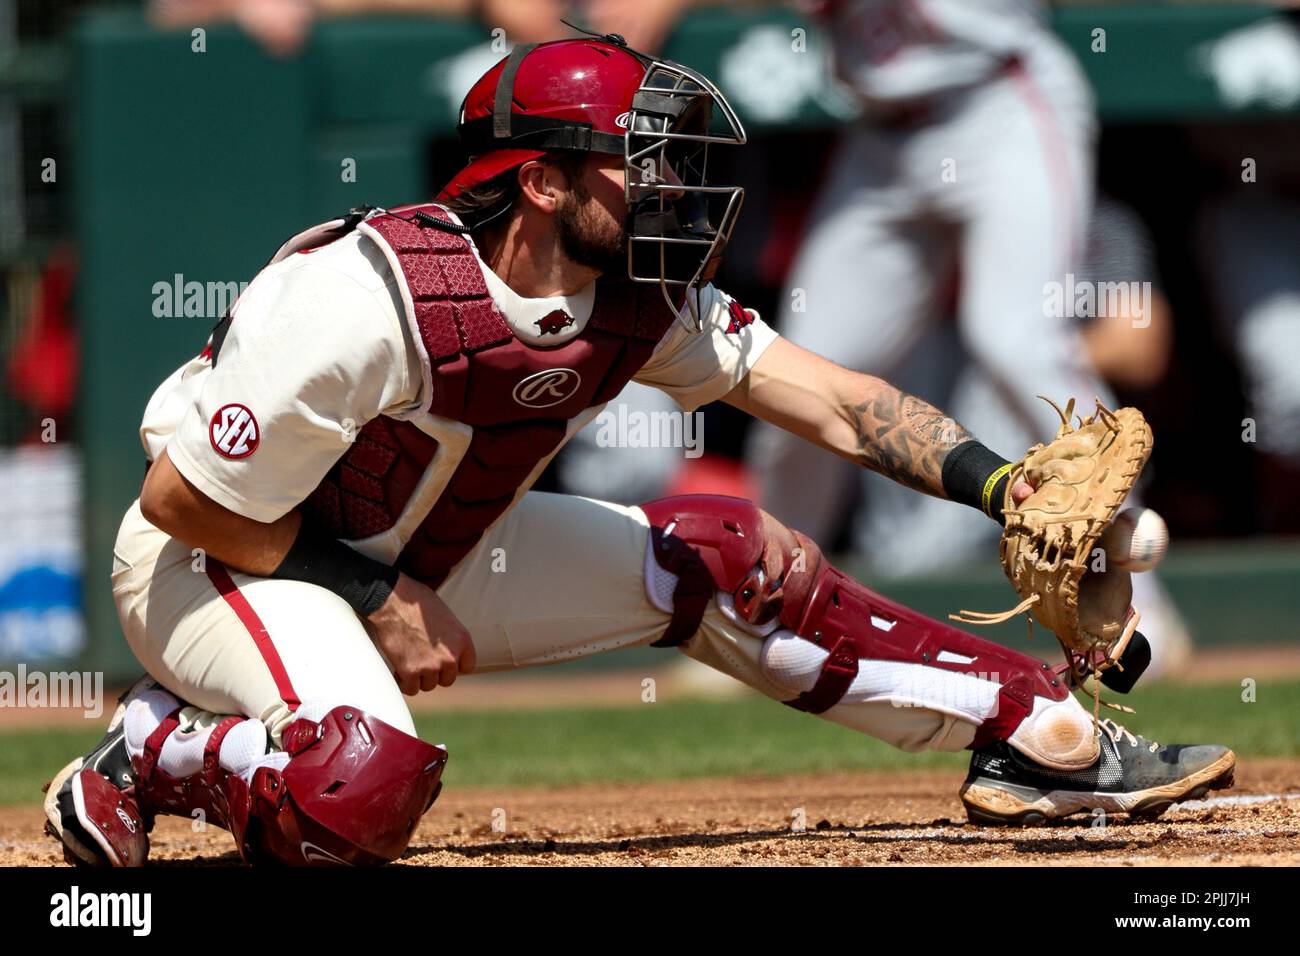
left=271, top=522, right=400, bottom=617
left=941, top=440, right=1015, bottom=524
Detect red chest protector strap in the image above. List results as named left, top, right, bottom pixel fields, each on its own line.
left=359, top=205, right=512, bottom=366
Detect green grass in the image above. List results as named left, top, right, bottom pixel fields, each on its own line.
left=1, top=727, right=105, bottom=806
left=2, top=679, right=1296, bottom=806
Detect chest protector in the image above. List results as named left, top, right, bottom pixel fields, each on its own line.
left=298, top=204, right=679, bottom=587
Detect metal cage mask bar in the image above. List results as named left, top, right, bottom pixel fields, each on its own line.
left=623, top=57, right=747, bottom=330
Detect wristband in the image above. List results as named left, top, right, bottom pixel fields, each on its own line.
left=941, top=440, right=1015, bottom=523
left=271, top=522, right=399, bottom=617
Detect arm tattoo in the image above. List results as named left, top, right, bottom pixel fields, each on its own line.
left=852, top=392, right=973, bottom=497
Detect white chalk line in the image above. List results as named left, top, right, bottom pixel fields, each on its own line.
left=1175, top=792, right=1300, bottom=811
left=805, top=794, right=1300, bottom=843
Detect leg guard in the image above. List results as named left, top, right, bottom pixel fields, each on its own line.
left=641, top=495, right=1095, bottom=767
left=247, top=705, right=447, bottom=866
left=126, top=692, right=447, bottom=866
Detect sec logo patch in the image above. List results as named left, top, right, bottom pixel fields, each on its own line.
left=209, top=403, right=260, bottom=459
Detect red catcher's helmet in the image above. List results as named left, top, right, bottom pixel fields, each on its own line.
left=440, top=38, right=646, bottom=199
left=440, top=34, right=747, bottom=331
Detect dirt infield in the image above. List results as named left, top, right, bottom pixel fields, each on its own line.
left=5, top=757, right=1298, bottom=867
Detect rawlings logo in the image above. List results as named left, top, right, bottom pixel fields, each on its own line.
left=512, top=368, right=582, bottom=409
left=614, top=111, right=632, bottom=129
left=209, top=403, right=260, bottom=459
left=725, top=297, right=755, bottom=335
left=535, top=309, right=576, bottom=336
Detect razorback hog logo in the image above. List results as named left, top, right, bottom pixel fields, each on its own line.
left=209, top=403, right=260, bottom=459
left=512, top=368, right=582, bottom=409
left=725, top=297, right=755, bottom=334
left=535, top=309, right=575, bottom=336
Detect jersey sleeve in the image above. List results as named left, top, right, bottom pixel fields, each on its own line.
left=166, top=248, right=419, bottom=523
left=632, top=284, right=778, bottom=412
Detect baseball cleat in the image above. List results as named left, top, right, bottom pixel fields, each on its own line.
left=959, top=718, right=1235, bottom=826
left=42, top=675, right=159, bottom=866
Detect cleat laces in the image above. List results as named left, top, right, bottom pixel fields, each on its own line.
left=1098, top=717, right=1159, bottom=753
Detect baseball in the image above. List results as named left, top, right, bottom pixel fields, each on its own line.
left=1101, top=507, right=1169, bottom=572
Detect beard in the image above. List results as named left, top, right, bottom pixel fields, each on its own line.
left=555, top=188, right=629, bottom=279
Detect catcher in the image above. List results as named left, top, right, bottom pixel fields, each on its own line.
left=44, top=34, right=1232, bottom=867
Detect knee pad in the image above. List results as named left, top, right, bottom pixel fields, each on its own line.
left=641, top=494, right=1071, bottom=749
left=128, top=693, right=447, bottom=866
left=641, top=494, right=823, bottom=643
left=240, top=704, right=448, bottom=866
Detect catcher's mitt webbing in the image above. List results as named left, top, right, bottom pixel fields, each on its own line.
left=950, top=396, right=1153, bottom=714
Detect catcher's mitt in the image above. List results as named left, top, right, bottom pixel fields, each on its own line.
left=953, top=397, right=1153, bottom=706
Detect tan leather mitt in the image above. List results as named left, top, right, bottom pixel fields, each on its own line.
left=954, top=397, right=1152, bottom=687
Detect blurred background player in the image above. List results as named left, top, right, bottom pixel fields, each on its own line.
left=743, top=0, right=1090, bottom=580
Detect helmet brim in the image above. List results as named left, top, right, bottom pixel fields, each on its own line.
left=436, top=148, right=545, bottom=201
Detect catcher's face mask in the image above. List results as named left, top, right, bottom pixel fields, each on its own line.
left=623, top=58, right=747, bottom=331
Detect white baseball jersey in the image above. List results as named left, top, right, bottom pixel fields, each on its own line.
left=827, top=0, right=1057, bottom=105
left=140, top=222, right=777, bottom=526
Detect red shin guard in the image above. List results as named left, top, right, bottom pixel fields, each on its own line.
left=640, top=495, right=1067, bottom=745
